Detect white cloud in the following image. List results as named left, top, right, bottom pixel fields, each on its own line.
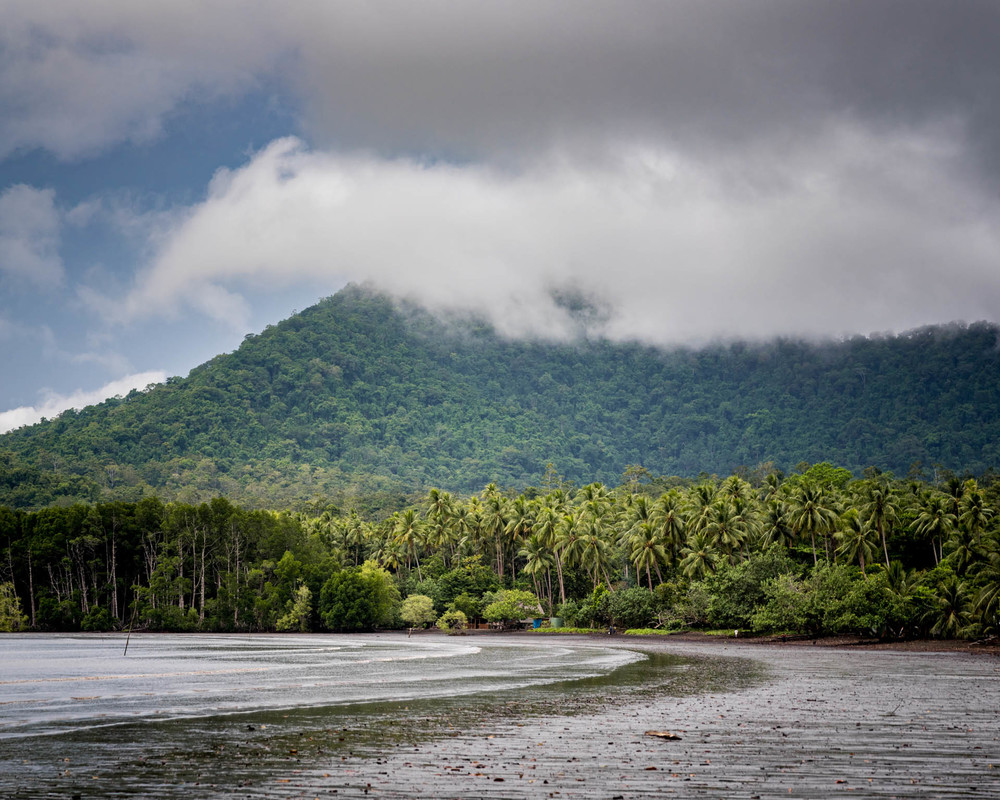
left=0, top=370, right=167, bottom=434
left=5, top=2, right=1000, bottom=362
left=0, top=2, right=283, bottom=160
left=0, top=185, right=63, bottom=287
left=4, top=3, right=999, bottom=173
left=118, top=129, right=1000, bottom=344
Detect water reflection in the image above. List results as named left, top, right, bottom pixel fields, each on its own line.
left=0, top=633, right=751, bottom=797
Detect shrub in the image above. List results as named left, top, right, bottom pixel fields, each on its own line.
left=0, top=583, right=28, bottom=632
left=482, top=589, right=542, bottom=623
left=276, top=584, right=313, bottom=632
left=606, top=587, right=657, bottom=629
left=437, top=608, right=468, bottom=633
left=751, top=574, right=809, bottom=633
left=400, top=594, right=437, bottom=628
left=320, top=571, right=380, bottom=632
left=706, top=547, right=800, bottom=630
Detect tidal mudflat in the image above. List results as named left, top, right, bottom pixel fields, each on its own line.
left=1, top=633, right=996, bottom=798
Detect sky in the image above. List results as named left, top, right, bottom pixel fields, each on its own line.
left=2, top=1, right=1000, bottom=433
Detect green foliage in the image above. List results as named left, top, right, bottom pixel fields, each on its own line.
left=580, top=584, right=610, bottom=627
left=0, top=582, right=27, bottom=631
left=802, top=564, right=857, bottom=634
left=705, top=548, right=800, bottom=630
left=400, top=594, right=437, bottom=627
left=435, top=556, right=502, bottom=609
left=752, top=574, right=810, bottom=633
left=555, top=599, right=584, bottom=627
left=4, top=287, right=1000, bottom=509
left=81, top=607, right=113, bottom=632
left=605, top=587, right=657, bottom=629
left=530, top=626, right=601, bottom=634
left=668, top=582, right=712, bottom=628
left=2, top=462, right=998, bottom=642
left=276, top=584, right=313, bottom=632
left=358, top=560, right=402, bottom=628
left=623, top=628, right=675, bottom=636
left=449, top=592, right=483, bottom=622
left=436, top=608, right=468, bottom=633
left=482, top=589, right=542, bottom=622
left=319, top=570, right=378, bottom=632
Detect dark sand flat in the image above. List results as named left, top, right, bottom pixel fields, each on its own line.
left=288, top=633, right=999, bottom=799
left=4, top=633, right=996, bottom=798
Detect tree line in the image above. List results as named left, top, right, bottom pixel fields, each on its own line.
left=1, top=463, right=998, bottom=640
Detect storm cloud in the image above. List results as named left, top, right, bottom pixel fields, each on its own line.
left=3, top=2, right=1000, bottom=414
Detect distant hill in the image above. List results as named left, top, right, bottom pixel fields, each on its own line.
left=2, top=285, right=999, bottom=510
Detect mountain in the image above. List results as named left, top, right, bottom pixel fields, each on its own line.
left=2, top=285, right=999, bottom=510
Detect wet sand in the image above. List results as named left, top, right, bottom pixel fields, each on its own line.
left=280, top=633, right=999, bottom=799
left=4, top=633, right=997, bottom=798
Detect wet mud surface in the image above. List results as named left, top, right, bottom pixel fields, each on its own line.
left=3, top=635, right=998, bottom=798
left=270, top=638, right=999, bottom=799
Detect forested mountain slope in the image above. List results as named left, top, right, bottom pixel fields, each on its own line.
left=2, top=286, right=999, bottom=509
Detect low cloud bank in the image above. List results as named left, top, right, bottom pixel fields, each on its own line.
left=118, top=134, right=1000, bottom=344
left=0, top=371, right=167, bottom=434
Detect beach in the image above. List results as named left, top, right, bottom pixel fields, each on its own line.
left=2, top=632, right=997, bottom=798
left=285, top=633, right=1000, bottom=799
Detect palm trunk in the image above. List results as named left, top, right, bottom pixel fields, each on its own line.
left=555, top=556, right=566, bottom=605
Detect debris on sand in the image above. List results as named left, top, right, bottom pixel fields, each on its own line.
left=644, top=730, right=682, bottom=740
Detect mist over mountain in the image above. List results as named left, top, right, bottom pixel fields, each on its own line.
left=2, top=285, right=998, bottom=511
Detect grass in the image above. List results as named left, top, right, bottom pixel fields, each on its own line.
left=527, top=626, right=603, bottom=634
left=622, top=628, right=678, bottom=636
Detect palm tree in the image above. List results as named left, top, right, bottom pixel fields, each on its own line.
left=519, top=533, right=555, bottom=611
left=454, top=496, right=484, bottom=558
left=618, top=494, right=655, bottom=584
left=926, top=577, right=971, bottom=638
left=578, top=518, right=614, bottom=592
left=859, top=479, right=901, bottom=569
left=787, top=482, right=839, bottom=565
left=373, top=525, right=405, bottom=572
left=760, top=496, right=793, bottom=548
left=679, top=531, right=721, bottom=580
left=391, top=509, right=424, bottom=581
left=685, top=482, right=718, bottom=536
left=911, top=491, right=957, bottom=566
left=973, top=540, right=1000, bottom=634
left=704, top=502, right=746, bottom=561
left=729, top=494, right=762, bottom=557
left=480, top=484, right=508, bottom=579
left=554, top=512, right=587, bottom=585
left=958, top=479, right=994, bottom=546
left=423, top=488, right=457, bottom=566
left=504, top=496, right=535, bottom=582
left=835, top=509, right=878, bottom=575
left=628, top=520, right=667, bottom=591
left=719, top=475, right=753, bottom=506
left=533, top=499, right=567, bottom=605
left=653, top=490, right=687, bottom=567
left=944, top=525, right=983, bottom=577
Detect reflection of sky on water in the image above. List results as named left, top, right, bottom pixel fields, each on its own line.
left=0, top=633, right=641, bottom=738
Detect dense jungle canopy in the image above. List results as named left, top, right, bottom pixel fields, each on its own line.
left=1, top=469, right=998, bottom=640
left=2, top=285, right=1000, bottom=511
left=2, top=286, right=999, bottom=639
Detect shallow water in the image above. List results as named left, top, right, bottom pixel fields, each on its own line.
left=0, top=633, right=640, bottom=739
left=0, top=632, right=720, bottom=797
left=10, top=634, right=991, bottom=798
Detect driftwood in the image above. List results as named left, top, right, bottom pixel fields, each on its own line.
left=644, top=730, right=682, bottom=740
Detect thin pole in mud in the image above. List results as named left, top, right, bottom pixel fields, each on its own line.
left=123, top=602, right=137, bottom=656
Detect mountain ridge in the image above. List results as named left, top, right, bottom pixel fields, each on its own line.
left=2, top=285, right=999, bottom=510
